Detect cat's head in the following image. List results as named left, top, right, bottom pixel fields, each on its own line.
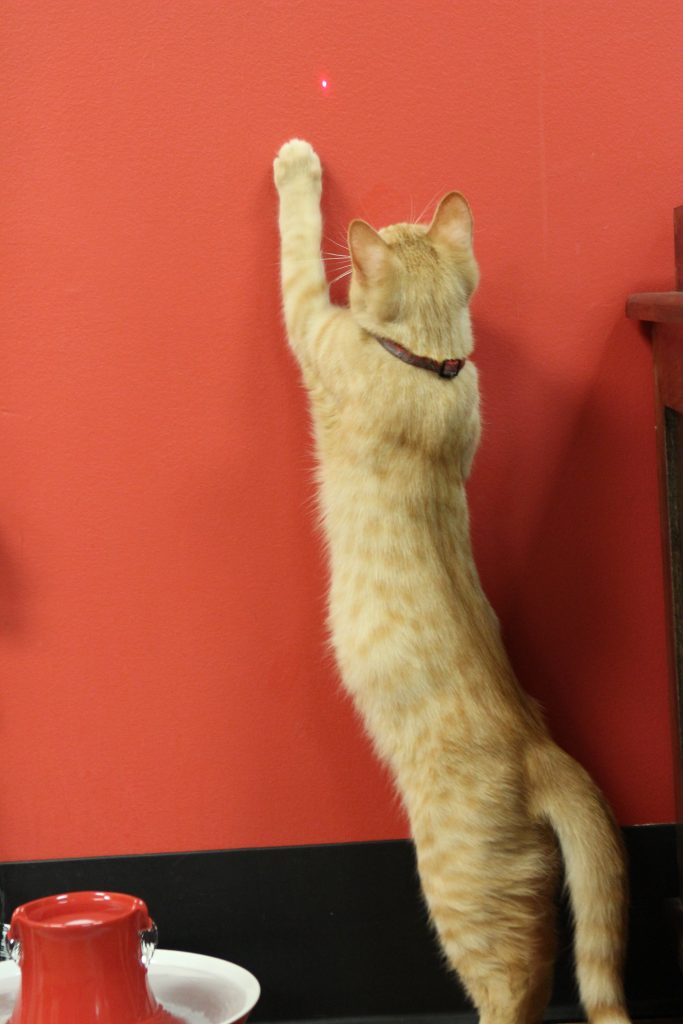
left=347, top=193, right=478, bottom=338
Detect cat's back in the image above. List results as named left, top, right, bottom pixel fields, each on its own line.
left=310, top=314, right=479, bottom=463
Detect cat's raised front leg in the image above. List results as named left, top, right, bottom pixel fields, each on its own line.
left=274, top=139, right=335, bottom=371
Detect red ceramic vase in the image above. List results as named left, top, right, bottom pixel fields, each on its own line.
left=7, top=891, right=184, bottom=1024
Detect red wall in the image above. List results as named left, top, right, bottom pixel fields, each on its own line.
left=2, top=1, right=681, bottom=862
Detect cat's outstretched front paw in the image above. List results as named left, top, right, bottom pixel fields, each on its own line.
left=274, top=139, right=322, bottom=194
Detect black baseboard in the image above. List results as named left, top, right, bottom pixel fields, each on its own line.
left=1, top=826, right=681, bottom=1022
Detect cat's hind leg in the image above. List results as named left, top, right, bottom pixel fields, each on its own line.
left=524, top=955, right=556, bottom=1024
left=460, top=949, right=554, bottom=1024
left=454, top=886, right=556, bottom=1024
left=423, top=830, right=558, bottom=1024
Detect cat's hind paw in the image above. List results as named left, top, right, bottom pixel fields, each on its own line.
left=274, top=139, right=322, bottom=193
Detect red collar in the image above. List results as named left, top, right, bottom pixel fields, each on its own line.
left=371, top=333, right=466, bottom=379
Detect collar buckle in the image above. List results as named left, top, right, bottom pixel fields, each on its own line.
left=439, top=358, right=464, bottom=378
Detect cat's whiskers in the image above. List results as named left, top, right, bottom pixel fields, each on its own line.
left=327, top=232, right=352, bottom=253
left=324, top=235, right=349, bottom=252
left=322, top=247, right=352, bottom=284
left=328, top=268, right=353, bottom=286
left=280, top=255, right=350, bottom=266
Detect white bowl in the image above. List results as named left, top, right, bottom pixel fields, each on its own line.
left=0, top=949, right=260, bottom=1024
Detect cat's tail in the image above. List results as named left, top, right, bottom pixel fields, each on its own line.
left=527, top=741, right=632, bottom=1024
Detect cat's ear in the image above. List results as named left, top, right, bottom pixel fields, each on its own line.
left=348, top=220, right=391, bottom=283
left=427, top=192, right=473, bottom=251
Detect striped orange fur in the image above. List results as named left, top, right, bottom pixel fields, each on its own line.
left=274, top=138, right=631, bottom=1024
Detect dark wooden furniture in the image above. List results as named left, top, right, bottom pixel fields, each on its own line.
left=627, top=207, right=683, bottom=962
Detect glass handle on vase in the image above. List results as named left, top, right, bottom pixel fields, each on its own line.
left=1, top=924, right=20, bottom=964
left=139, top=919, right=158, bottom=967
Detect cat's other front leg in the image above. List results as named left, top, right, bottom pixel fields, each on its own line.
left=274, top=139, right=332, bottom=368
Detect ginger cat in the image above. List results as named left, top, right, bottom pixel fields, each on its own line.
left=273, top=138, right=631, bottom=1024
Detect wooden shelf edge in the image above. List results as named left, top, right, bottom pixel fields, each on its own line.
left=627, top=292, right=683, bottom=323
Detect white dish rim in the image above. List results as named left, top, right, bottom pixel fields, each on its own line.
left=0, top=949, right=260, bottom=1024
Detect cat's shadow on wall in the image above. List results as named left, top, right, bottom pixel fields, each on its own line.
left=0, top=534, right=25, bottom=638
left=0, top=532, right=24, bottom=834
left=470, top=313, right=655, bottom=775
